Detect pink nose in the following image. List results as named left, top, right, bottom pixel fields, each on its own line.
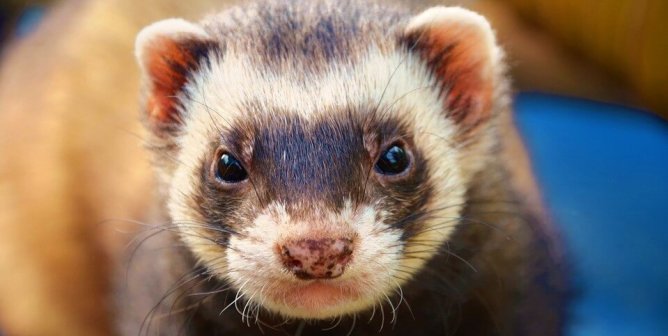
left=279, top=238, right=353, bottom=280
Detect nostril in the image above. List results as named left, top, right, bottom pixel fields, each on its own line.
left=285, top=259, right=302, bottom=269
left=278, top=238, right=353, bottom=280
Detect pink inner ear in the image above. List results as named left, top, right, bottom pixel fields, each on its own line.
left=144, top=37, right=214, bottom=126
left=409, top=25, right=495, bottom=128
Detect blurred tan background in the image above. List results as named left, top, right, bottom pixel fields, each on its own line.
left=478, top=0, right=667, bottom=118
left=3, top=0, right=666, bottom=117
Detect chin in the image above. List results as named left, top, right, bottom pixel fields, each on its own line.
left=256, top=277, right=385, bottom=319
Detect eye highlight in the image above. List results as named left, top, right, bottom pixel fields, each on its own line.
left=215, top=153, right=248, bottom=183
left=375, top=143, right=410, bottom=175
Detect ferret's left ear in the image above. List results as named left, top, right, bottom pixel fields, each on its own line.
left=403, top=7, right=500, bottom=127
left=135, top=19, right=218, bottom=133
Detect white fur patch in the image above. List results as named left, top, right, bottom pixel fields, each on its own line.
left=221, top=201, right=404, bottom=318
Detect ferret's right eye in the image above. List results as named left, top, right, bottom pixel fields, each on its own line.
left=215, top=153, right=248, bottom=183
left=375, top=143, right=411, bottom=176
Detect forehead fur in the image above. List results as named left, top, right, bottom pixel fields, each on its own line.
left=200, top=0, right=408, bottom=72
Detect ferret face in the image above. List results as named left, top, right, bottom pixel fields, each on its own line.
left=136, top=1, right=504, bottom=320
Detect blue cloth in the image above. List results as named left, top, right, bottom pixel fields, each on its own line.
left=514, top=93, right=668, bottom=336
left=14, top=6, right=45, bottom=38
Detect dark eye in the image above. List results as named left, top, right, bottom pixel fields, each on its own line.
left=375, top=144, right=410, bottom=175
left=215, top=153, right=248, bottom=183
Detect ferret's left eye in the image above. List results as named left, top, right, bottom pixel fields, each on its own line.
left=216, top=153, right=248, bottom=183
left=375, top=144, right=410, bottom=175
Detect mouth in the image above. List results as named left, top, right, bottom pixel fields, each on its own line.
left=262, top=277, right=370, bottom=318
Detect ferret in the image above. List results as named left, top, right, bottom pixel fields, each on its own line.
left=0, top=0, right=568, bottom=335
left=116, top=0, right=569, bottom=335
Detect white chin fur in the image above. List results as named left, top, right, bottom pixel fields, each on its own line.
left=223, top=202, right=405, bottom=319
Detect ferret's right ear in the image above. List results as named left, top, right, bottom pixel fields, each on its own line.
left=135, top=19, right=217, bottom=132
left=402, top=7, right=500, bottom=129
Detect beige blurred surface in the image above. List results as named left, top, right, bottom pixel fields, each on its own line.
left=496, top=0, right=668, bottom=117
left=0, top=1, right=239, bottom=334
left=474, top=1, right=632, bottom=103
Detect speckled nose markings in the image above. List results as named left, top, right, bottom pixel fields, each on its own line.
left=279, top=238, right=353, bottom=280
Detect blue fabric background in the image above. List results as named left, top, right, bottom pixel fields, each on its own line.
left=514, top=93, right=668, bottom=336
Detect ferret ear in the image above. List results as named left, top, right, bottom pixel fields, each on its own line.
left=135, top=19, right=218, bottom=132
left=403, top=7, right=500, bottom=128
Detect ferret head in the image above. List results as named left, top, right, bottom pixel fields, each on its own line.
left=135, top=1, right=506, bottom=320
